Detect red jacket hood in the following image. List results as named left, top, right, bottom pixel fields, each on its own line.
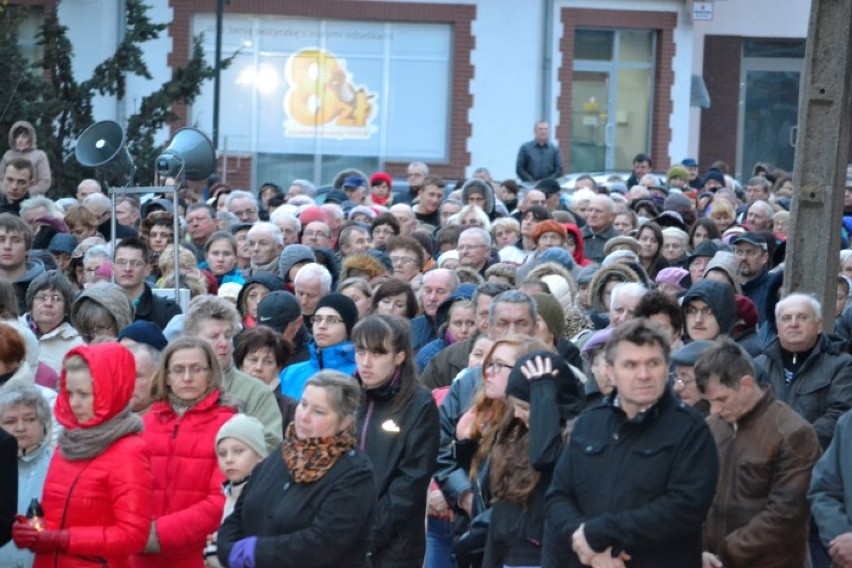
left=55, top=343, right=136, bottom=429
left=564, top=223, right=590, bottom=266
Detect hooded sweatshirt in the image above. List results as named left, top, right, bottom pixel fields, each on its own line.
left=681, top=279, right=737, bottom=339
left=71, top=282, right=135, bottom=334
left=0, top=121, right=51, bottom=195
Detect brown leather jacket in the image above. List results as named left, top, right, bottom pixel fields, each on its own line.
left=704, top=389, right=821, bottom=567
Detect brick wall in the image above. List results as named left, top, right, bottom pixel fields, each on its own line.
left=557, top=8, right=678, bottom=172
left=168, top=0, right=475, bottom=182
left=699, top=35, right=742, bottom=171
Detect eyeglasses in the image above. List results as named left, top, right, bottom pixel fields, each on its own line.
left=486, top=360, right=513, bottom=374
left=390, top=256, right=418, bottom=265
left=303, top=231, right=330, bottom=239
left=313, top=315, right=344, bottom=326
left=168, top=366, right=209, bottom=377
left=33, top=294, right=63, bottom=303
left=114, top=259, right=145, bottom=268
left=676, top=377, right=696, bottom=388
left=684, top=306, right=714, bottom=317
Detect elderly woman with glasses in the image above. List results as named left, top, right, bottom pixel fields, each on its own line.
left=135, top=337, right=237, bottom=568
left=24, top=271, right=84, bottom=374
left=279, top=294, right=358, bottom=401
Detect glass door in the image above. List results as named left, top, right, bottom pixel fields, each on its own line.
left=570, top=71, right=610, bottom=172
left=570, top=29, right=655, bottom=173
left=737, top=57, right=803, bottom=178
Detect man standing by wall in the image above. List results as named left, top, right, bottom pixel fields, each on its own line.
left=516, top=121, right=563, bottom=182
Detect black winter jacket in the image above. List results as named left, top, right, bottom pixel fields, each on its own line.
left=357, top=382, right=439, bottom=567
left=217, top=444, right=376, bottom=568
left=544, top=389, right=718, bottom=568
left=134, top=283, right=182, bottom=330
left=755, top=333, right=852, bottom=448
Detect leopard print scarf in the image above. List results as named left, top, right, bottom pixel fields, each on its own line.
left=282, top=422, right=357, bottom=483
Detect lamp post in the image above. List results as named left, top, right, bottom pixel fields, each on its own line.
left=212, top=0, right=228, bottom=151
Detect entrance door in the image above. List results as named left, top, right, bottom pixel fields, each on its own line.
left=737, top=57, right=803, bottom=178
left=570, top=71, right=611, bottom=172
left=570, top=29, right=655, bottom=173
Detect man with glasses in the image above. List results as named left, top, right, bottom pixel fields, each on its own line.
left=681, top=280, right=736, bottom=343
left=226, top=190, right=260, bottom=223
left=670, top=340, right=714, bottom=415
left=185, top=203, right=218, bottom=261
left=457, top=227, right=493, bottom=276
left=370, top=214, right=400, bottom=250
left=397, top=161, right=430, bottom=204
left=294, top=263, right=332, bottom=325
left=301, top=220, right=332, bottom=249
left=386, top=236, right=425, bottom=292
left=113, top=236, right=181, bottom=330
left=732, top=232, right=772, bottom=323
left=755, top=293, right=852, bottom=449
left=244, top=222, right=284, bottom=278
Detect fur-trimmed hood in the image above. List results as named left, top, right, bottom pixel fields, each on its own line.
left=461, top=179, right=495, bottom=215
left=8, top=120, right=37, bottom=150
left=588, top=263, right=641, bottom=313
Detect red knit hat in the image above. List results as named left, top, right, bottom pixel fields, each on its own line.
left=532, top=219, right=568, bottom=244
left=370, top=172, right=392, bottom=190
left=298, top=206, right=326, bottom=226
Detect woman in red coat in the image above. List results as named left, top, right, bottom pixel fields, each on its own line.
left=11, top=343, right=153, bottom=568
left=134, top=336, right=237, bottom=568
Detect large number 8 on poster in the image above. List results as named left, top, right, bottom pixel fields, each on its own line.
left=285, top=48, right=347, bottom=127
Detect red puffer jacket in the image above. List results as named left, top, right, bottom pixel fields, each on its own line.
left=37, top=343, right=153, bottom=568
left=134, top=390, right=235, bottom=568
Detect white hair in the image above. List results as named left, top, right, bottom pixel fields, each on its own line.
left=83, top=244, right=112, bottom=264
left=610, top=282, right=648, bottom=308
left=247, top=221, right=284, bottom=246
left=294, top=262, right=332, bottom=293
left=775, top=292, right=822, bottom=321
left=459, top=226, right=492, bottom=247
left=270, top=209, right=301, bottom=233
left=571, top=188, right=596, bottom=208
left=226, top=190, right=258, bottom=209
left=19, top=196, right=63, bottom=219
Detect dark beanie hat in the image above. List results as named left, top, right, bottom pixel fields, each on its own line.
left=118, top=321, right=168, bottom=351
left=314, top=293, right=359, bottom=337
left=533, top=293, right=565, bottom=340
left=506, top=351, right=584, bottom=418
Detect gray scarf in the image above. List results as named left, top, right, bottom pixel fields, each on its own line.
left=59, top=405, right=143, bottom=461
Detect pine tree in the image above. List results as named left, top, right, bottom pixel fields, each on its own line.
left=2, top=0, right=229, bottom=195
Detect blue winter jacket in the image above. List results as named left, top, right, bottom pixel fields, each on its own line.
left=279, top=340, right=357, bottom=400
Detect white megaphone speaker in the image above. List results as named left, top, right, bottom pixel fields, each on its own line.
left=156, top=128, right=216, bottom=181
left=75, top=120, right=135, bottom=185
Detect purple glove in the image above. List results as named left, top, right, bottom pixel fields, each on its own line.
left=228, top=536, right=257, bottom=568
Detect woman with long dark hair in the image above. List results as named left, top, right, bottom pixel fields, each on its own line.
left=636, top=221, right=668, bottom=279
left=479, top=351, right=584, bottom=567
left=352, top=314, right=439, bottom=567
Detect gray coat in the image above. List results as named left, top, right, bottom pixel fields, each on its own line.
left=810, top=409, right=852, bottom=547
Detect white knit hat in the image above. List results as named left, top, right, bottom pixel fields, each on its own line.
left=215, top=414, right=269, bottom=458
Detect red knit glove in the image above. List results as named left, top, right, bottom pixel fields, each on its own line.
left=12, top=520, right=70, bottom=553
left=12, top=520, right=37, bottom=549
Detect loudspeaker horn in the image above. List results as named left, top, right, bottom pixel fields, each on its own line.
left=156, top=128, right=216, bottom=181
left=75, top=120, right=135, bottom=185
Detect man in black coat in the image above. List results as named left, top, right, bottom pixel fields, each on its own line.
left=0, top=428, right=17, bottom=546
left=114, top=237, right=181, bottom=330
left=544, top=319, right=719, bottom=568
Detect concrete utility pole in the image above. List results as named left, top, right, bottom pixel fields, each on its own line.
left=784, top=0, right=852, bottom=329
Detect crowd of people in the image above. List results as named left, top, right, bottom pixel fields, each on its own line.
left=2, top=115, right=852, bottom=568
